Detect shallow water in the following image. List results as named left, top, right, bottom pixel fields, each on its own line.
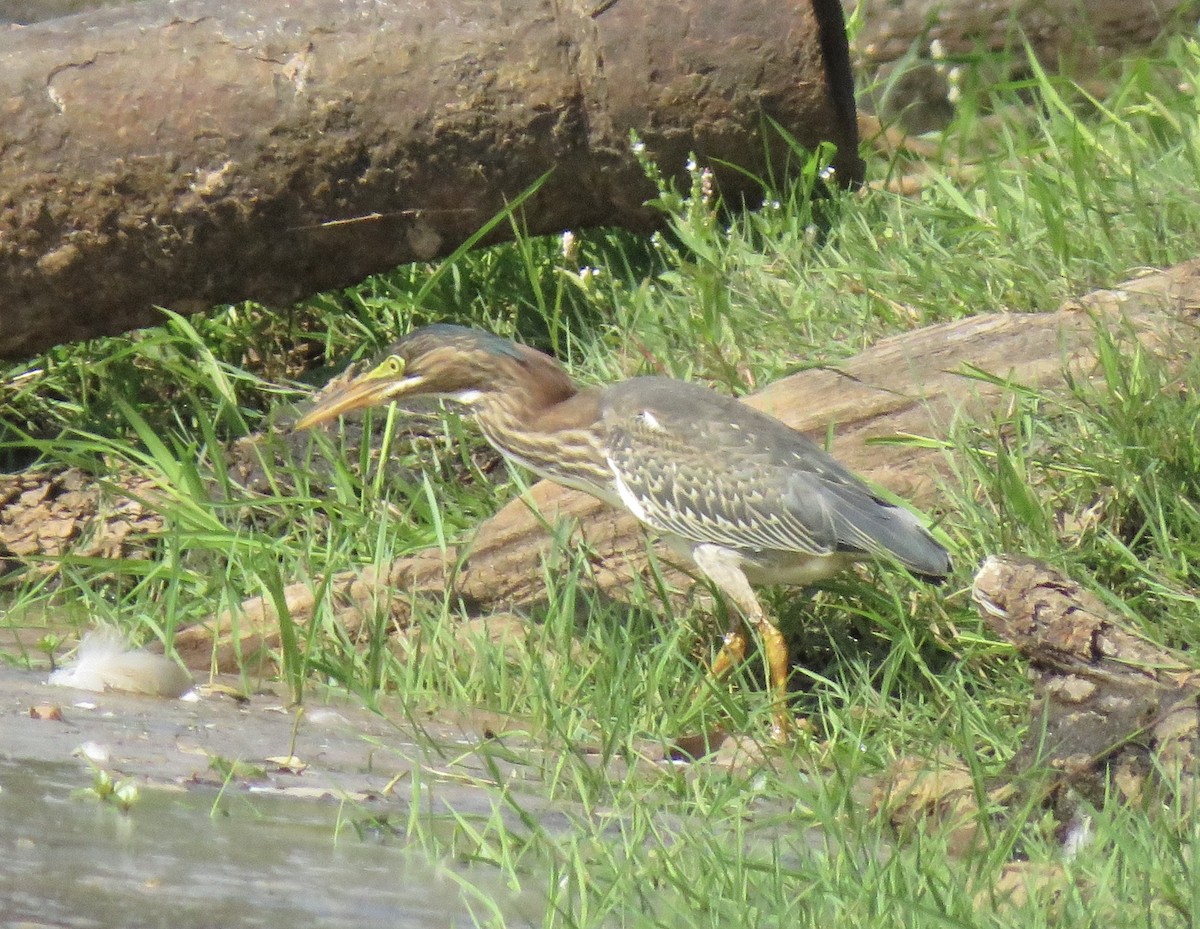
left=0, top=0, right=139, bottom=25
left=0, top=757, right=538, bottom=929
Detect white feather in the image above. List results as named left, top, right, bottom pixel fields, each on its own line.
left=48, top=628, right=193, bottom=698
left=608, top=460, right=650, bottom=522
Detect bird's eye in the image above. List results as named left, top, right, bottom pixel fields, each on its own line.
left=369, top=355, right=405, bottom=379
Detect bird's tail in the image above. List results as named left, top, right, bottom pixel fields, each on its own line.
left=827, top=486, right=952, bottom=579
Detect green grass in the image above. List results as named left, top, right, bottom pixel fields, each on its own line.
left=5, top=37, right=1200, bottom=928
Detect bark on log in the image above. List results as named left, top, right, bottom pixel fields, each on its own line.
left=876, top=554, right=1200, bottom=854
left=972, top=555, right=1200, bottom=815
left=0, top=0, right=862, bottom=359
left=174, top=260, right=1200, bottom=671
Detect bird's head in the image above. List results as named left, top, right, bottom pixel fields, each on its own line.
left=294, top=324, right=574, bottom=430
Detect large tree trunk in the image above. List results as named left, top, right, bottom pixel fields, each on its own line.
left=173, top=260, right=1200, bottom=671
left=0, top=0, right=861, bottom=359
left=2, top=0, right=1188, bottom=359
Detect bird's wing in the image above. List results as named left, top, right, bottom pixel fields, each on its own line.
left=602, top=403, right=843, bottom=556
left=598, top=378, right=946, bottom=571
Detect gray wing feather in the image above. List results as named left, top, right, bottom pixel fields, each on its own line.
left=600, top=377, right=949, bottom=575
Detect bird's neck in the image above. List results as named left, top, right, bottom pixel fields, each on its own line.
left=472, top=352, right=579, bottom=427
left=469, top=368, right=610, bottom=493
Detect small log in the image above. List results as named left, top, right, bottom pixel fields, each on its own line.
left=0, top=0, right=861, bottom=358
left=973, top=555, right=1200, bottom=813
left=175, top=259, right=1200, bottom=670
left=875, top=554, right=1199, bottom=860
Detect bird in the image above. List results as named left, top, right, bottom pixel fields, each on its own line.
left=294, top=324, right=951, bottom=740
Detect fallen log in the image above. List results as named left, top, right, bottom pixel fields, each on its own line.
left=174, top=259, right=1200, bottom=670
left=0, top=0, right=861, bottom=359
left=874, top=554, right=1200, bottom=869
left=973, top=555, right=1200, bottom=814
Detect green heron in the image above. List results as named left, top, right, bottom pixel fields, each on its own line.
left=295, top=324, right=951, bottom=739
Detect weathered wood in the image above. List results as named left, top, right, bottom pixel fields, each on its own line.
left=2, top=0, right=1190, bottom=357
left=875, top=553, right=1200, bottom=857
left=174, top=260, right=1200, bottom=670
left=0, top=0, right=861, bottom=359
left=973, top=555, right=1200, bottom=814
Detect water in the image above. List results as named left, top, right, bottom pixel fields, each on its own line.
left=0, top=758, right=538, bottom=928
left=0, top=0, right=140, bottom=25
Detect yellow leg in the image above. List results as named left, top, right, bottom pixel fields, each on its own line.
left=709, top=622, right=748, bottom=679
left=692, top=545, right=795, bottom=742
left=752, top=615, right=794, bottom=742
left=686, top=618, right=746, bottom=721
